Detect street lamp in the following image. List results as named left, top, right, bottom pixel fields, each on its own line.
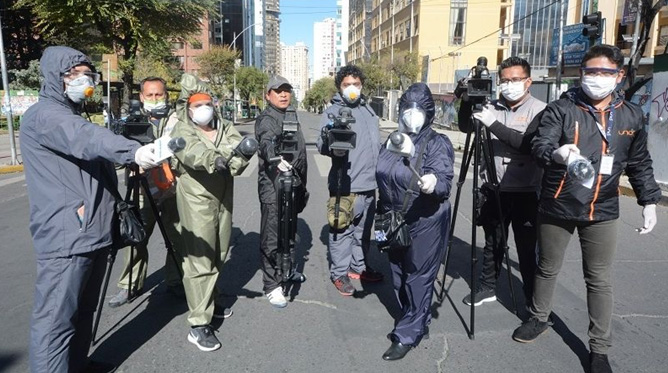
left=0, top=13, right=18, bottom=165
left=101, top=60, right=111, bottom=128
left=231, top=23, right=261, bottom=124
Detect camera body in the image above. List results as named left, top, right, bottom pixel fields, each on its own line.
left=325, top=107, right=357, bottom=151
left=110, top=100, right=155, bottom=144
left=275, top=106, right=301, bottom=163
left=456, top=57, right=493, bottom=110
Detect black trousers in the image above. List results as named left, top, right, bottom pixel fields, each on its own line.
left=29, top=248, right=108, bottom=373
left=260, top=202, right=281, bottom=293
left=478, top=191, right=538, bottom=303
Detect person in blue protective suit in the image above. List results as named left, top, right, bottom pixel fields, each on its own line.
left=376, top=83, right=455, bottom=361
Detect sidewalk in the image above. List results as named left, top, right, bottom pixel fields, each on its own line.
left=380, top=119, right=668, bottom=207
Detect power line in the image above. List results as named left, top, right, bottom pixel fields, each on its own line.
left=430, top=0, right=563, bottom=62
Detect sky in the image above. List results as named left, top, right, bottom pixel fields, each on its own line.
left=279, top=0, right=339, bottom=76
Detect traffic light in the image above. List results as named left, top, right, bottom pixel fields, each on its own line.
left=582, top=11, right=603, bottom=41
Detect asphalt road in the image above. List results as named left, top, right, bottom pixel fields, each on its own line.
left=0, top=110, right=667, bottom=372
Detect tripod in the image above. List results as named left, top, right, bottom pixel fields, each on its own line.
left=435, top=111, right=518, bottom=340
left=275, top=168, right=307, bottom=292
left=91, top=163, right=183, bottom=345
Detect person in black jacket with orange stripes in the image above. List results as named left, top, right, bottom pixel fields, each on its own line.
left=511, top=45, right=661, bottom=373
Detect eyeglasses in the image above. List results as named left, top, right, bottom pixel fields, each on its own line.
left=498, top=77, right=529, bottom=85
left=580, top=67, right=619, bottom=77
left=64, top=71, right=101, bottom=85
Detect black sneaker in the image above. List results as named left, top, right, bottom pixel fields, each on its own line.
left=512, top=317, right=549, bottom=343
left=187, top=325, right=221, bottom=352
left=213, top=304, right=233, bottom=319
left=590, top=352, right=612, bottom=373
left=462, top=287, right=497, bottom=306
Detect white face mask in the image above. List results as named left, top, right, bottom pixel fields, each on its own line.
left=400, top=108, right=426, bottom=134
left=342, top=85, right=361, bottom=104
left=65, top=76, right=95, bottom=103
left=499, top=81, right=527, bottom=102
left=143, top=99, right=167, bottom=112
left=190, top=105, right=214, bottom=126
left=581, top=75, right=618, bottom=100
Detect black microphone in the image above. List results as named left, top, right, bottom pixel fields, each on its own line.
left=215, top=137, right=258, bottom=172
left=167, top=137, right=186, bottom=152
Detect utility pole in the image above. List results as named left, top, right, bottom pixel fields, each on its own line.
left=555, top=0, right=565, bottom=100
left=630, top=0, right=643, bottom=58
left=0, top=13, right=18, bottom=165
left=409, top=0, right=414, bottom=53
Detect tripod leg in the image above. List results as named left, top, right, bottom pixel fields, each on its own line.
left=138, top=176, right=183, bottom=279
left=480, top=127, right=518, bottom=315
left=437, top=131, right=474, bottom=302
left=91, top=246, right=117, bottom=346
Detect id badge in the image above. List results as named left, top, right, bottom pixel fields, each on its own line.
left=600, top=154, right=614, bottom=175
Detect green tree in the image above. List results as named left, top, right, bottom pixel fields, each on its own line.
left=236, top=66, right=268, bottom=104
left=196, top=45, right=240, bottom=98
left=358, top=58, right=392, bottom=97
left=304, top=77, right=337, bottom=112
left=133, top=51, right=182, bottom=91
left=17, top=0, right=217, bottom=105
left=624, top=0, right=665, bottom=99
left=391, top=52, right=420, bottom=91
left=9, top=59, right=42, bottom=91
left=1, top=0, right=46, bottom=72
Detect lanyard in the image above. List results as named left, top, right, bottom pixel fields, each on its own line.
left=584, top=103, right=615, bottom=145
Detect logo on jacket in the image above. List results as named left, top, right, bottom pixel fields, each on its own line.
left=618, top=130, right=635, bottom=136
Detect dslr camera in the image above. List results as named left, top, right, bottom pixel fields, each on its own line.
left=110, top=99, right=169, bottom=145
left=323, top=107, right=357, bottom=151
left=455, top=56, right=493, bottom=109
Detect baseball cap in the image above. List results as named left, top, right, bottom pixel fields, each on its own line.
left=266, top=75, right=293, bottom=92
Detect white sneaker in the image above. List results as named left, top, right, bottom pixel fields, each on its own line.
left=266, top=287, right=287, bottom=308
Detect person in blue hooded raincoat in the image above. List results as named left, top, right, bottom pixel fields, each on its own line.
left=376, top=83, right=454, bottom=361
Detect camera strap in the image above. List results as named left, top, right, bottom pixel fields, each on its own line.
left=401, top=130, right=436, bottom=215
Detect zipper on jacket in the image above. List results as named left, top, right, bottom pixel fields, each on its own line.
left=588, top=110, right=607, bottom=221
left=554, top=121, right=580, bottom=199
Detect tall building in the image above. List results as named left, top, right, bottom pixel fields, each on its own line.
left=171, top=17, right=214, bottom=75
left=212, top=0, right=244, bottom=56
left=265, top=0, right=281, bottom=75
left=336, top=0, right=350, bottom=68
left=249, top=0, right=265, bottom=70
left=313, top=18, right=337, bottom=82
left=280, top=42, right=309, bottom=102
left=348, top=0, right=373, bottom=63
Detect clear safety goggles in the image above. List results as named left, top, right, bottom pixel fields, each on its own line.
left=64, top=71, right=101, bottom=85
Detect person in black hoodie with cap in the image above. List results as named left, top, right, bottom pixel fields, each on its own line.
left=376, top=83, right=455, bottom=361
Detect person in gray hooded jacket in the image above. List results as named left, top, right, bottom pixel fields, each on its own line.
left=317, top=65, right=383, bottom=295
left=20, top=46, right=158, bottom=372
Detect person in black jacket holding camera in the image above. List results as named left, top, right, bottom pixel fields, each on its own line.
left=511, top=45, right=660, bottom=373
left=255, top=76, right=308, bottom=308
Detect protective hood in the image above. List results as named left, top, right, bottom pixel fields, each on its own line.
left=175, top=73, right=221, bottom=127
left=38, top=46, right=95, bottom=107
left=398, top=83, right=435, bottom=132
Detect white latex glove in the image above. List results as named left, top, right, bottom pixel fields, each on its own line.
left=551, top=144, right=580, bottom=165
left=637, top=204, right=657, bottom=234
left=134, top=143, right=159, bottom=169
left=277, top=157, right=293, bottom=172
left=418, top=173, right=437, bottom=194
left=472, top=107, right=496, bottom=127
left=331, top=149, right=347, bottom=157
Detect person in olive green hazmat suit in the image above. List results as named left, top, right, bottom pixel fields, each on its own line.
left=170, top=74, right=250, bottom=352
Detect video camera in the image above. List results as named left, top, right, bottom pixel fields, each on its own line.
left=455, top=57, right=493, bottom=108
left=110, top=99, right=169, bottom=145
left=274, top=106, right=301, bottom=163
left=324, top=107, right=357, bottom=151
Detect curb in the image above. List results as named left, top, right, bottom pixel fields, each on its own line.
left=618, top=182, right=668, bottom=207
left=0, top=164, right=24, bottom=174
